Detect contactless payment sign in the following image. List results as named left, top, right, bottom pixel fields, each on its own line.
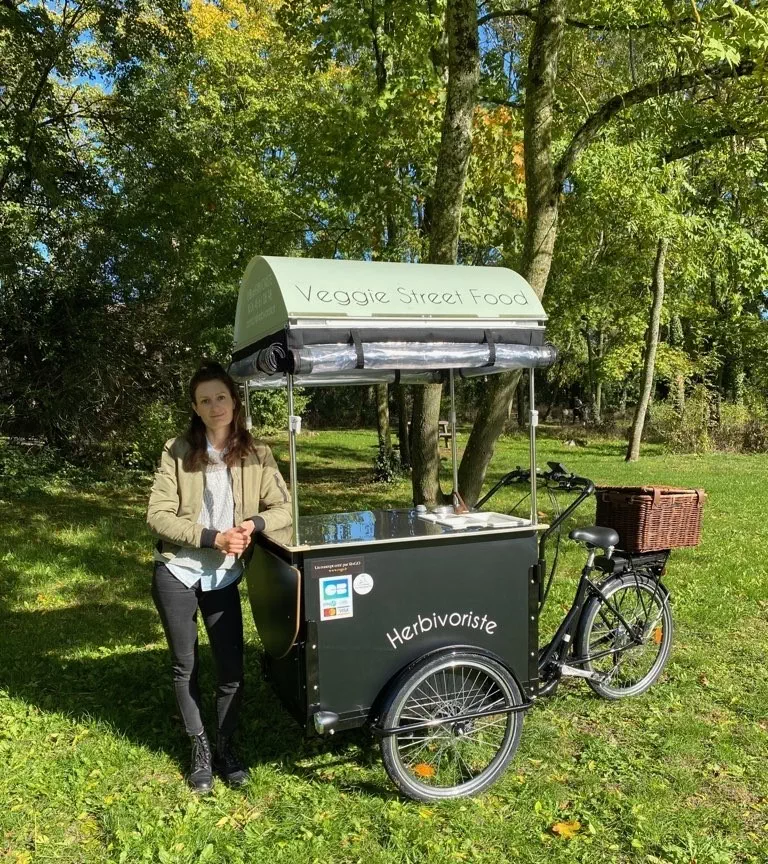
left=319, top=575, right=353, bottom=620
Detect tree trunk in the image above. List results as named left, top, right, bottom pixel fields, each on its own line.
left=457, top=0, right=564, bottom=505
left=375, top=384, right=391, bottom=455
left=395, top=384, right=411, bottom=469
left=457, top=369, right=521, bottom=505
left=410, top=0, right=479, bottom=507
left=518, top=0, right=565, bottom=297
left=595, top=380, right=602, bottom=425
left=516, top=375, right=525, bottom=427
left=358, top=387, right=371, bottom=427
left=585, top=324, right=596, bottom=423
left=594, top=329, right=603, bottom=424
left=626, top=238, right=669, bottom=462
left=411, top=383, right=444, bottom=505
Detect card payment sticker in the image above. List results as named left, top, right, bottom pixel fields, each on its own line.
left=319, top=575, right=353, bottom=620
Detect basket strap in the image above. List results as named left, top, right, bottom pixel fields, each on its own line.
left=651, top=488, right=661, bottom=507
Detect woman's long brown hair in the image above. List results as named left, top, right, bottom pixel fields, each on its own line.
left=183, top=361, right=256, bottom=471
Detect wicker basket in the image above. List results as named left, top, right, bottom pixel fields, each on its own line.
left=595, top=486, right=706, bottom=553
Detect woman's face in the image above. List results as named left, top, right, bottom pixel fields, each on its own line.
left=193, top=379, right=235, bottom=434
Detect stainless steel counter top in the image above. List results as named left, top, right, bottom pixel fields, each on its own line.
left=260, top=508, right=546, bottom=552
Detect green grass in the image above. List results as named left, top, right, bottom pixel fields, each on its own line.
left=1, top=430, right=767, bottom=864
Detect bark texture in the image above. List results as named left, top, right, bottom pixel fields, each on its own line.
left=457, top=0, right=564, bottom=506
left=626, top=238, right=668, bottom=461
left=375, top=384, right=391, bottom=454
left=427, top=0, right=479, bottom=265
left=410, top=0, right=479, bottom=506
left=395, top=384, right=411, bottom=469
left=520, top=0, right=565, bottom=296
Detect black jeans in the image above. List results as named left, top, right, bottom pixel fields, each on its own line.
left=152, top=561, right=244, bottom=739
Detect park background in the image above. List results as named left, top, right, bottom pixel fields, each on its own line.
left=2, top=0, right=768, bottom=861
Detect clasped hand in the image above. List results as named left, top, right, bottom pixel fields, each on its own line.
left=214, top=520, right=256, bottom=555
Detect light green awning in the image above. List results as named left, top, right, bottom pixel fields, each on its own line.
left=234, top=256, right=545, bottom=354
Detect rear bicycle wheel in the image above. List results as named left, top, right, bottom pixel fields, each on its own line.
left=379, top=652, right=524, bottom=801
left=576, top=573, right=673, bottom=700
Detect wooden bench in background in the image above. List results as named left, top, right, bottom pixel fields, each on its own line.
left=402, top=420, right=453, bottom=448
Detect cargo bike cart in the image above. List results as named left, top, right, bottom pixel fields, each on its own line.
left=229, top=256, right=704, bottom=802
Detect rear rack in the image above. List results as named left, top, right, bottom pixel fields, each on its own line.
left=594, top=549, right=671, bottom=578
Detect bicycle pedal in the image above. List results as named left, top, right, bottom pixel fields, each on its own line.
left=559, top=663, right=606, bottom=682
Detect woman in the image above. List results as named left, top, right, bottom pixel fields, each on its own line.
left=147, top=361, right=292, bottom=793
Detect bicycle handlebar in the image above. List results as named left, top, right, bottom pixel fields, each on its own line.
left=475, top=462, right=594, bottom=509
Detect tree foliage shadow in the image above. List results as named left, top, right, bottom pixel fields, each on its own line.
left=0, top=603, right=315, bottom=774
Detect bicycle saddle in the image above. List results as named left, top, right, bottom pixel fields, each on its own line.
left=569, top=525, right=619, bottom=551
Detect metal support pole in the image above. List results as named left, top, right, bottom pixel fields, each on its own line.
left=287, top=373, right=300, bottom=544
left=243, top=381, right=252, bottom=431
left=529, top=369, right=538, bottom=525
left=449, top=369, right=459, bottom=501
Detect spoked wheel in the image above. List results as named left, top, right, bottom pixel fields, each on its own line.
left=577, top=573, right=673, bottom=700
left=379, top=651, right=524, bottom=801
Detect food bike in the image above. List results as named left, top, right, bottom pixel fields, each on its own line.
left=228, top=256, right=703, bottom=802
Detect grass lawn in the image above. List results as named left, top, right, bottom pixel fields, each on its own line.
left=1, top=430, right=767, bottom=863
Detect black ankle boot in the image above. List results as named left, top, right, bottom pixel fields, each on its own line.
left=214, top=736, right=249, bottom=787
left=188, top=730, right=213, bottom=794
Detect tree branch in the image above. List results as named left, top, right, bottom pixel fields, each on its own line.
left=555, top=59, right=756, bottom=187
left=479, top=2, right=762, bottom=32
left=663, top=125, right=765, bottom=161
left=478, top=7, right=534, bottom=27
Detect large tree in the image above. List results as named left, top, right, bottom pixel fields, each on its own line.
left=452, top=0, right=768, bottom=502
left=411, top=0, right=480, bottom=505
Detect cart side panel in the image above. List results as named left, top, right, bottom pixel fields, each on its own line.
left=246, top=542, right=307, bottom=722
left=262, top=644, right=307, bottom=725
left=304, top=532, right=537, bottom=727
left=246, top=545, right=301, bottom=659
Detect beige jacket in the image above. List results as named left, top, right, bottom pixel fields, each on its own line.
left=147, top=436, right=292, bottom=562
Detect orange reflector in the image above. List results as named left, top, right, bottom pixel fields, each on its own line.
left=653, top=627, right=663, bottom=645
left=413, top=763, right=436, bottom=778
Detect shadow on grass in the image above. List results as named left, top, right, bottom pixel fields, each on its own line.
left=0, top=600, right=384, bottom=791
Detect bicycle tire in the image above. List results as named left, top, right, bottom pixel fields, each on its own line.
left=379, top=651, right=524, bottom=801
left=576, top=573, right=673, bottom=700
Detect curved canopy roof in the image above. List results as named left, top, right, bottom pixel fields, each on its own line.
left=234, top=255, right=546, bottom=355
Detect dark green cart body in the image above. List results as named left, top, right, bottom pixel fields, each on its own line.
left=246, top=509, right=541, bottom=735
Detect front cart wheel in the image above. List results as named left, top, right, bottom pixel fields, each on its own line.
left=378, top=652, right=524, bottom=801
left=576, top=573, right=673, bottom=700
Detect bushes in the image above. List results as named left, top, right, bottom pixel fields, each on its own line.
left=123, top=402, right=187, bottom=471
left=119, top=389, right=310, bottom=470
left=645, top=387, right=711, bottom=453
left=373, top=444, right=403, bottom=483
left=247, top=388, right=309, bottom=435
left=644, top=386, right=768, bottom=454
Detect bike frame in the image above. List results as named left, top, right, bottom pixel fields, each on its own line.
left=477, top=470, right=672, bottom=691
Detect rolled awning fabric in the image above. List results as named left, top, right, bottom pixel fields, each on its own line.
left=229, top=341, right=557, bottom=383
left=254, top=343, right=286, bottom=374
left=290, top=342, right=558, bottom=375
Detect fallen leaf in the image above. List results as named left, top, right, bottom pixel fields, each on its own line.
left=551, top=820, right=581, bottom=839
